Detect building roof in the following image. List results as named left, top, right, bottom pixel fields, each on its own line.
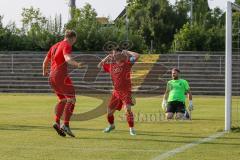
left=114, top=8, right=126, bottom=22
left=96, top=17, right=109, bottom=24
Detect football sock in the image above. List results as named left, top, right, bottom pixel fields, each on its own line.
left=55, top=101, right=66, bottom=125
left=64, top=102, right=75, bottom=126
left=107, top=115, right=114, bottom=125
left=126, top=111, right=134, bottom=128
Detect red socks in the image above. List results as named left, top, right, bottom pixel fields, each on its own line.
left=107, top=112, right=134, bottom=127
left=55, top=101, right=66, bottom=125
left=107, top=115, right=114, bottom=125
left=54, top=101, right=75, bottom=126
left=64, top=102, right=75, bottom=126
left=126, top=112, right=134, bottom=128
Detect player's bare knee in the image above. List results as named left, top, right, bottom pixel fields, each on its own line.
left=107, top=108, right=115, bottom=116
left=125, top=105, right=132, bottom=114
left=166, top=113, right=174, bottom=120
left=67, top=98, right=76, bottom=104
left=176, top=113, right=184, bottom=120
left=59, top=98, right=67, bottom=103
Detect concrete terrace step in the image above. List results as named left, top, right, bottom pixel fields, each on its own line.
left=0, top=74, right=230, bottom=79
left=1, top=53, right=240, bottom=95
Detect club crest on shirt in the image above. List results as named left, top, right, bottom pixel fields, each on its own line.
left=113, top=67, right=123, bottom=73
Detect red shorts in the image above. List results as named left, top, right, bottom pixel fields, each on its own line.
left=49, top=72, right=75, bottom=100
left=108, top=91, right=134, bottom=111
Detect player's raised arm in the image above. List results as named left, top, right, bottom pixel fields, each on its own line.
left=124, top=50, right=140, bottom=63
left=97, top=54, right=113, bottom=68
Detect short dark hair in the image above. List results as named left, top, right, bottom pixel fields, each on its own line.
left=172, top=68, right=180, bottom=73
left=64, top=30, right=77, bottom=39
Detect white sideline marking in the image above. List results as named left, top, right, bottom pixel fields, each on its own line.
left=152, top=132, right=226, bottom=160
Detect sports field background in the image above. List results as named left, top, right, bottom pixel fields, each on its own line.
left=0, top=94, right=239, bottom=160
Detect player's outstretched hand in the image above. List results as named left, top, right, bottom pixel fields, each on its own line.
left=43, top=70, right=49, bottom=77
left=188, top=100, right=193, bottom=111
left=78, top=62, right=87, bottom=69
left=162, top=99, right=167, bottom=111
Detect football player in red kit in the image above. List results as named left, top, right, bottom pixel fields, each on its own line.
left=98, top=49, right=140, bottom=136
left=42, top=30, right=84, bottom=137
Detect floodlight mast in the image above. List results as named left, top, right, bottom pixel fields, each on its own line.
left=69, top=0, right=76, bottom=21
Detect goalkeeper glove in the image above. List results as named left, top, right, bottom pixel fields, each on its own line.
left=162, top=99, right=167, bottom=111
left=188, top=100, right=193, bottom=111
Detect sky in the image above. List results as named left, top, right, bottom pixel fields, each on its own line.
left=0, top=0, right=236, bottom=27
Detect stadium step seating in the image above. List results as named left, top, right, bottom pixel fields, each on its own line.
left=0, top=52, right=239, bottom=95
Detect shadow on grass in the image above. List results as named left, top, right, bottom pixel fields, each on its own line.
left=231, top=126, right=240, bottom=133
left=73, top=127, right=195, bottom=135
left=1, top=125, right=240, bottom=146
left=192, top=118, right=222, bottom=121
left=0, top=124, right=50, bottom=131
left=74, top=135, right=240, bottom=146
left=74, top=136, right=194, bottom=144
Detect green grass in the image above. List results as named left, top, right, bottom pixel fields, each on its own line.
left=0, top=94, right=240, bottom=160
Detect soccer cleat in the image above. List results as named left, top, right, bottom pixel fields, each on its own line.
left=53, top=123, right=66, bottom=137
left=130, top=128, right=136, bottom=136
left=103, top=125, right=115, bottom=133
left=61, top=125, right=75, bottom=137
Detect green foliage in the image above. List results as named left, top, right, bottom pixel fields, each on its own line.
left=172, top=23, right=206, bottom=51
left=0, top=7, right=62, bottom=51
left=192, top=0, right=210, bottom=25
left=65, top=3, right=146, bottom=52
left=126, top=0, right=188, bottom=53
left=172, top=5, right=225, bottom=52
left=21, top=7, right=47, bottom=32
left=0, top=21, right=26, bottom=51
left=172, top=22, right=225, bottom=52
left=21, top=7, right=62, bottom=50
left=65, top=4, right=102, bottom=51
left=235, top=0, right=240, bottom=5
left=0, top=2, right=230, bottom=53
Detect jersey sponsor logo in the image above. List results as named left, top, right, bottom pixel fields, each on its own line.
left=112, top=66, right=123, bottom=74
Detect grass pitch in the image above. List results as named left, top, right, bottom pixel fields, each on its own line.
left=0, top=94, right=240, bottom=160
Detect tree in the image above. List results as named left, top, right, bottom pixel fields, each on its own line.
left=65, top=3, right=101, bottom=51
left=235, top=0, right=240, bottom=5
left=21, top=7, right=62, bottom=50
left=192, top=0, right=210, bottom=25
left=0, top=15, right=3, bottom=28
left=173, top=0, right=189, bottom=29
left=172, top=23, right=207, bottom=51
left=126, top=0, right=188, bottom=53
left=65, top=3, right=146, bottom=52
left=172, top=21, right=225, bottom=52
left=21, top=7, right=47, bottom=32
left=171, top=0, right=225, bottom=52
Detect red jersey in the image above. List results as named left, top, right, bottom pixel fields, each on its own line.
left=47, top=40, right=72, bottom=75
left=103, top=60, right=133, bottom=93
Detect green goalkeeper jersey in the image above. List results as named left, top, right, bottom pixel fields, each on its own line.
left=167, top=79, right=190, bottom=103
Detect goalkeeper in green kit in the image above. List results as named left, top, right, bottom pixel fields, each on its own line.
left=162, top=68, right=193, bottom=120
